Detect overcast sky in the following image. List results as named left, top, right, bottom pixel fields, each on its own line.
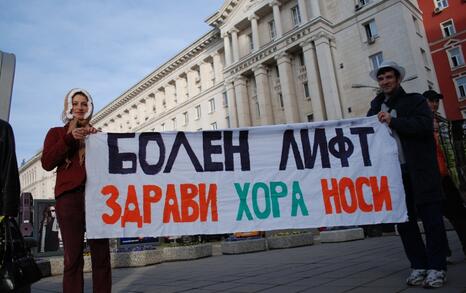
left=1, top=0, right=222, bottom=165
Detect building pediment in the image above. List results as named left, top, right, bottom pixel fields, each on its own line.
left=207, top=0, right=270, bottom=30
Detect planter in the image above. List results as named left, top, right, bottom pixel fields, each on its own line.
left=267, top=232, right=314, bottom=249
left=221, top=238, right=267, bottom=255
left=162, top=243, right=212, bottom=261
left=111, top=249, right=163, bottom=267
left=320, top=228, right=364, bottom=243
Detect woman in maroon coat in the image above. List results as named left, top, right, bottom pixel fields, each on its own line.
left=41, top=89, right=111, bottom=293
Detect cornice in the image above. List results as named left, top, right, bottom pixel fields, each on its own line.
left=206, top=0, right=241, bottom=28
left=224, top=17, right=333, bottom=77
left=92, top=29, right=221, bottom=125
left=133, top=82, right=225, bottom=132
left=19, top=151, right=42, bottom=173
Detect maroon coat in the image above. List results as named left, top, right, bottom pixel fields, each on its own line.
left=41, top=125, right=86, bottom=197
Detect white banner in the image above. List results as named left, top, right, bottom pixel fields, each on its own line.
left=85, top=116, right=407, bottom=239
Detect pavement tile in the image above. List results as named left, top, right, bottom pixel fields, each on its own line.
left=299, top=285, right=350, bottom=293
left=346, top=286, right=407, bottom=292
left=202, top=282, right=244, bottom=291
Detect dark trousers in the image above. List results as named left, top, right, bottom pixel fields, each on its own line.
left=56, top=191, right=111, bottom=293
left=442, top=175, right=466, bottom=256
left=397, top=172, right=448, bottom=270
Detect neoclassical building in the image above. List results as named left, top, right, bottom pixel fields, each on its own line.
left=20, top=0, right=438, bottom=199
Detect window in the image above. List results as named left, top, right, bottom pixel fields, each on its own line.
left=278, top=93, right=284, bottom=108
left=161, top=123, right=165, bottom=131
left=226, top=116, right=231, bottom=128
left=434, top=0, right=448, bottom=9
left=183, top=111, right=189, bottom=126
left=448, top=47, right=465, bottom=68
left=208, top=98, right=216, bottom=113
left=421, top=48, right=429, bottom=67
left=303, top=82, right=310, bottom=98
left=413, top=16, right=422, bottom=35
left=210, top=122, right=218, bottom=130
left=441, top=20, right=456, bottom=37
left=248, top=33, right=254, bottom=51
left=298, top=52, right=305, bottom=66
left=195, top=105, right=201, bottom=120
left=428, top=81, right=434, bottom=90
left=370, top=52, right=384, bottom=70
left=255, top=101, right=261, bottom=117
left=307, top=113, right=314, bottom=122
left=269, top=20, right=276, bottom=40
left=291, top=5, right=302, bottom=27
left=455, top=76, right=466, bottom=100
left=222, top=92, right=228, bottom=107
left=172, top=117, right=177, bottom=130
left=355, top=0, right=369, bottom=10
left=364, top=19, right=378, bottom=42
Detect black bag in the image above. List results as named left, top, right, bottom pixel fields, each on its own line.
left=0, top=218, right=42, bottom=291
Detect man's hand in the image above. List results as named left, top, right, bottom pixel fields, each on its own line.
left=377, top=111, right=392, bottom=124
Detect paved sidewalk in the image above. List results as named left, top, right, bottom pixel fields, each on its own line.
left=32, top=232, right=466, bottom=292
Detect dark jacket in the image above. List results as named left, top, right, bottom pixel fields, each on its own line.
left=41, top=125, right=86, bottom=197
left=0, top=119, right=20, bottom=216
left=367, top=87, right=443, bottom=204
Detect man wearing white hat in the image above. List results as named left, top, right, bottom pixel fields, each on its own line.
left=367, top=61, right=448, bottom=288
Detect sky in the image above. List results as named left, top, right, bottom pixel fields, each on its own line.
left=0, top=0, right=223, bottom=165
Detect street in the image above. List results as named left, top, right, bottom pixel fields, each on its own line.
left=32, top=232, right=466, bottom=292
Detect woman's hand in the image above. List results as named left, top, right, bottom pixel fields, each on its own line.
left=85, top=125, right=99, bottom=134
left=71, top=126, right=98, bottom=140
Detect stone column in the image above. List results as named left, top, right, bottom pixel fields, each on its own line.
left=175, top=76, right=187, bottom=103
left=187, top=70, right=198, bottom=98
left=300, top=38, right=325, bottom=121
left=124, top=109, right=130, bottom=130
left=310, top=0, right=321, bottom=19
left=165, top=83, right=176, bottom=107
left=222, top=32, right=232, bottom=66
left=131, top=105, right=139, bottom=128
left=199, top=61, right=213, bottom=91
left=234, top=76, right=251, bottom=127
left=314, top=33, right=342, bottom=120
left=231, top=28, right=240, bottom=63
left=156, top=88, right=167, bottom=112
left=298, top=0, right=309, bottom=23
left=137, top=99, right=146, bottom=122
left=146, top=93, right=156, bottom=118
left=212, top=52, right=224, bottom=84
left=248, top=14, right=260, bottom=51
left=225, top=81, right=238, bottom=128
left=276, top=52, right=299, bottom=123
left=253, top=65, right=274, bottom=125
left=270, top=1, right=283, bottom=38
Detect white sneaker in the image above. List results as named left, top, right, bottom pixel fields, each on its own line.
left=423, top=270, right=447, bottom=288
left=406, top=269, right=427, bottom=286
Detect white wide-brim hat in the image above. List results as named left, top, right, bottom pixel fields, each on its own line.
left=369, top=60, right=406, bottom=81
left=64, top=88, right=93, bottom=120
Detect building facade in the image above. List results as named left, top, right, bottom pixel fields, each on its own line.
left=418, top=0, right=466, bottom=120
left=20, top=0, right=437, bottom=199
